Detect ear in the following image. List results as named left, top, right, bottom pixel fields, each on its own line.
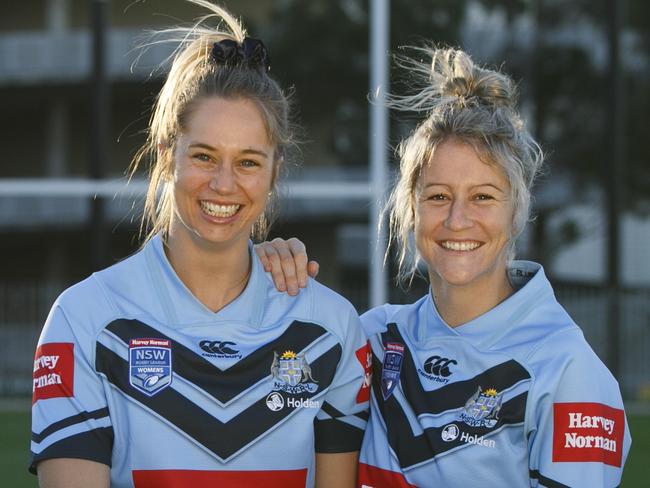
left=271, top=154, right=284, bottom=186
left=158, top=140, right=174, bottom=181
left=158, top=140, right=170, bottom=158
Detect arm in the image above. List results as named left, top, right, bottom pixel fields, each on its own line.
left=526, top=330, right=631, bottom=487
left=255, top=237, right=319, bottom=295
left=38, top=458, right=110, bottom=488
left=313, top=306, right=369, bottom=486
left=315, top=452, right=358, bottom=488
left=31, top=305, right=114, bottom=478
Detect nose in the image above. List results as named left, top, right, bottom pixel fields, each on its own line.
left=209, top=162, right=236, bottom=194
left=444, top=198, right=473, bottom=231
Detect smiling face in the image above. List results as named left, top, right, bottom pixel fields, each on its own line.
left=170, top=96, right=276, bottom=251
left=414, top=138, right=514, bottom=295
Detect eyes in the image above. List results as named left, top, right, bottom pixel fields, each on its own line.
left=425, top=192, right=496, bottom=202
left=192, top=152, right=261, bottom=169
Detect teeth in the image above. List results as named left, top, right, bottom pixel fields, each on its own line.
left=441, top=241, right=480, bottom=252
left=200, top=201, right=240, bottom=218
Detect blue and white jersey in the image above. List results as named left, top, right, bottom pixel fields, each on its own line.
left=31, top=235, right=369, bottom=488
left=358, top=261, right=630, bottom=488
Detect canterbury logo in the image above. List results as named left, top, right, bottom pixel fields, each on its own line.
left=423, top=355, right=457, bottom=377
left=199, top=340, right=240, bottom=355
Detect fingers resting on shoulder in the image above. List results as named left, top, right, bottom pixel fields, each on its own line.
left=254, top=237, right=319, bottom=296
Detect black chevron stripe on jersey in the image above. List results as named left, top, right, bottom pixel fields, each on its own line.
left=383, top=323, right=531, bottom=413
left=371, top=353, right=529, bottom=468
left=371, top=324, right=531, bottom=469
left=105, top=318, right=328, bottom=404
left=96, top=341, right=342, bottom=461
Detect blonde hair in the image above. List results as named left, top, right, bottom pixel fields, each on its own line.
left=130, top=0, right=294, bottom=242
left=386, top=47, right=544, bottom=284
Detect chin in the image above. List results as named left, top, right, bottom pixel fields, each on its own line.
left=438, top=273, right=479, bottom=288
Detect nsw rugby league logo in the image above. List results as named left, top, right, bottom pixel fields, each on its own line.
left=271, top=350, right=318, bottom=394
left=381, top=342, right=405, bottom=400
left=129, top=338, right=172, bottom=396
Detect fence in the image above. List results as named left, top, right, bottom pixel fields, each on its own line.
left=1, top=279, right=649, bottom=400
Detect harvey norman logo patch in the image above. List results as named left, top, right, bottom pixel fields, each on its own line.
left=355, top=341, right=372, bottom=403
left=32, top=343, right=74, bottom=403
left=129, top=338, right=172, bottom=396
left=553, top=402, right=625, bottom=467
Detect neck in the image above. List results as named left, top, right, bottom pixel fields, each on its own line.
left=430, top=272, right=513, bottom=328
left=165, top=229, right=251, bottom=313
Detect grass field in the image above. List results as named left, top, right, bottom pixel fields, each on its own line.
left=4, top=410, right=648, bottom=487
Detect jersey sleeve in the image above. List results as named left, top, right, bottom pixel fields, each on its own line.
left=526, top=329, right=631, bottom=487
left=30, top=303, right=114, bottom=473
left=314, top=306, right=370, bottom=453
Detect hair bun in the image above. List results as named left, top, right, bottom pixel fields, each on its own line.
left=388, top=47, right=516, bottom=113
left=436, top=50, right=514, bottom=108
left=438, top=49, right=516, bottom=107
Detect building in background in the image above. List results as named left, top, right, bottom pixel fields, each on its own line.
left=1, top=0, right=649, bottom=399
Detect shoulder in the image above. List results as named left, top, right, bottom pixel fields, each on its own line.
left=52, top=248, right=148, bottom=334
left=54, top=275, right=116, bottom=327
left=92, top=245, right=149, bottom=298
left=360, top=300, right=420, bottom=336
left=305, top=278, right=361, bottom=335
left=528, top=327, right=619, bottom=396
left=259, top=272, right=363, bottom=345
left=492, top=261, right=581, bottom=358
left=308, top=277, right=358, bottom=315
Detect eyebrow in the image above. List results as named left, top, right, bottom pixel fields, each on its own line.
left=188, top=142, right=270, bottom=159
left=422, top=182, right=506, bottom=193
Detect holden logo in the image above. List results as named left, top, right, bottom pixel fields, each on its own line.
left=266, top=392, right=285, bottom=411
left=441, top=423, right=460, bottom=442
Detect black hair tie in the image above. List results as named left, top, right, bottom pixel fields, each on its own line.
left=210, top=37, right=270, bottom=72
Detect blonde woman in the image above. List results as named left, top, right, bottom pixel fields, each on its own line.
left=30, top=2, right=368, bottom=487
left=257, top=47, right=630, bottom=487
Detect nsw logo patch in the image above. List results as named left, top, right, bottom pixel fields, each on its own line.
left=129, top=338, right=172, bottom=396
left=552, top=402, right=625, bottom=467
left=33, top=343, right=74, bottom=403
left=381, top=342, right=405, bottom=400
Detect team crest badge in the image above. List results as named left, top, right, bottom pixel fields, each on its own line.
left=381, top=342, right=405, bottom=400
left=271, top=350, right=318, bottom=394
left=129, top=338, right=172, bottom=396
left=458, top=386, right=502, bottom=428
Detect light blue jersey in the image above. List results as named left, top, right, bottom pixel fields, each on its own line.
left=358, top=261, right=630, bottom=488
left=31, top=236, right=369, bottom=488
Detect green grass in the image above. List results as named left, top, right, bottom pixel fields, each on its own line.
left=3, top=409, right=648, bottom=487
left=3, top=411, right=37, bottom=488
left=622, top=415, right=650, bottom=487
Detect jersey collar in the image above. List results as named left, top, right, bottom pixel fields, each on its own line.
left=418, top=261, right=553, bottom=346
left=145, top=234, right=267, bottom=328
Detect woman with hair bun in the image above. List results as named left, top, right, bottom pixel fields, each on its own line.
left=257, top=47, right=630, bottom=487
left=30, top=2, right=368, bottom=487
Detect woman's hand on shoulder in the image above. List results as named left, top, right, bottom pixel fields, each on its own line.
left=255, top=237, right=319, bottom=296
